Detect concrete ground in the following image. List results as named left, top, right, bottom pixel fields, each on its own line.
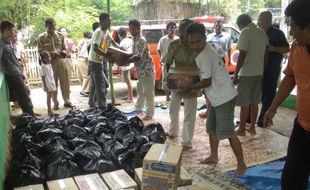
left=11, top=80, right=296, bottom=138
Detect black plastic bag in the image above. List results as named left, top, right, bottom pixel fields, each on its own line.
left=44, top=136, right=68, bottom=154
left=5, top=164, right=44, bottom=190
left=108, top=119, right=127, bottom=132
left=74, top=141, right=102, bottom=166
left=36, top=127, right=63, bottom=142
left=46, top=149, right=80, bottom=180
left=83, top=116, right=108, bottom=133
left=130, top=135, right=149, bottom=151
left=61, top=115, right=87, bottom=128
left=68, top=135, right=95, bottom=150
left=109, top=141, right=128, bottom=163
left=122, top=133, right=136, bottom=148
left=142, top=123, right=166, bottom=143
left=114, top=123, right=134, bottom=141
left=13, top=115, right=34, bottom=128
left=104, top=105, right=127, bottom=122
left=91, top=121, right=112, bottom=136
left=118, top=150, right=136, bottom=176
left=138, top=142, right=154, bottom=158
left=83, top=108, right=105, bottom=120
left=12, top=149, right=43, bottom=170
left=31, top=116, right=61, bottom=133
left=128, top=116, right=144, bottom=134
left=101, top=137, right=117, bottom=155
left=82, top=155, right=117, bottom=174
left=96, top=132, right=113, bottom=146
left=64, top=124, right=87, bottom=139
left=13, top=134, right=44, bottom=157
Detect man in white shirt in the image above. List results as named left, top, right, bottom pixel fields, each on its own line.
left=184, top=22, right=247, bottom=176
left=157, top=22, right=179, bottom=101
left=118, top=27, right=134, bottom=103
left=233, top=14, right=269, bottom=136
left=199, top=20, right=232, bottom=119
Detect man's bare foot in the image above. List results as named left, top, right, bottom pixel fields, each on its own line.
left=236, top=128, right=246, bottom=136
left=200, top=156, right=218, bottom=165
left=247, top=127, right=256, bottom=135
left=125, top=99, right=133, bottom=103
left=235, top=163, right=247, bottom=176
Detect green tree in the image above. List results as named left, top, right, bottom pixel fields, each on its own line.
left=0, top=0, right=132, bottom=46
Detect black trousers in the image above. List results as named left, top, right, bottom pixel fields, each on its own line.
left=257, top=64, right=281, bottom=126
left=282, top=118, right=310, bottom=190
left=6, top=74, right=34, bottom=115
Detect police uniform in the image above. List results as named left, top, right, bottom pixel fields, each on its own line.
left=38, top=31, right=72, bottom=105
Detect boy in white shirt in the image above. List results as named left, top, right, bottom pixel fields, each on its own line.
left=183, top=22, right=247, bottom=176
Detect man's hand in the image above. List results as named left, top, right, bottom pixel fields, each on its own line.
left=269, top=45, right=276, bottom=52
left=263, top=110, right=276, bottom=128
left=43, top=86, right=48, bottom=92
left=233, top=75, right=239, bottom=85
left=94, top=44, right=100, bottom=53
left=228, top=60, right=232, bottom=66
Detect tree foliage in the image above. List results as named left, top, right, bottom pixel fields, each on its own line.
left=0, top=0, right=132, bottom=46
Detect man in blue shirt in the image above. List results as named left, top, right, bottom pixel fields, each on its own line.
left=257, top=11, right=290, bottom=127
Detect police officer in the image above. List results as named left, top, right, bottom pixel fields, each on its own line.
left=38, top=18, right=74, bottom=108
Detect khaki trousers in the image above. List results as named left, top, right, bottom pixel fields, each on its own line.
left=52, top=58, right=71, bottom=104
left=135, top=75, right=155, bottom=118
left=169, top=91, right=197, bottom=147
left=78, top=58, right=91, bottom=93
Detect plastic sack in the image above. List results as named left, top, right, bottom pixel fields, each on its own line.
left=74, top=141, right=102, bottom=166
left=128, top=116, right=144, bottom=135
left=46, top=149, right=80, bottom=180
left=68, top=135, right=95, bottom=150
left=5, top=164, right=44, bottom=190
left=82, top=155, right=117, bottom=174
left=36, top=127, right=63, bottom=142
left=104, top=105, right=127, bottom=122
left=114, top=123, right=134, bottom=141
left=64, top=124, right=87, bottom=139
left=44, top=136, right=68, bottom=154
left=109, top=141, right=128, bottom=163
left=142, top=123, right=166, bottom=143
left=83, top=116, right=108, bottom=133
left=96, top=132, right=113, bottom=146
left=138, top=142, right=154, bottom=158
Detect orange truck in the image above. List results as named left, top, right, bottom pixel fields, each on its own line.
left=111, top=17, right=240, bottom=88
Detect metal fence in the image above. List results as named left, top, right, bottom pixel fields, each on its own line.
left=24, top=47, right=80, bottom=85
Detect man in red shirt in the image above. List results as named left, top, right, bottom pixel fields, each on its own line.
left=264, top=1, right=310, bottom=189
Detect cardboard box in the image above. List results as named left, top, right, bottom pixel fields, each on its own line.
left=47, top=178, right=78, bottom=190
left=142, top=144, right=182, bottom=190
left=167, top=67, right=200, bottom=90
left=74, top=173, right=109, bottom=190
left=108, top=47, right=132, bottom=62
left=14, top=184, right=44, bottom=190
left=135, top=167, right=192, bottom=188
left=101, top=169, right=137, bottom=190
left=179, top=167, right=192, bottom=186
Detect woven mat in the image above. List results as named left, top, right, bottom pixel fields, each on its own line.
left=187, top=165, right=251, bottom=190
left=143, top=110, right=289, bottom=175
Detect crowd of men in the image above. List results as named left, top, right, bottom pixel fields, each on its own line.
left=0, top=0, right=309, bottom=188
